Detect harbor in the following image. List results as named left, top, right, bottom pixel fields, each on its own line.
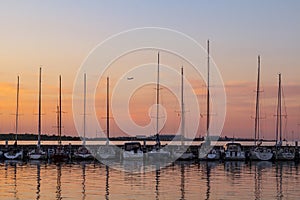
left=1, top=141, right=300, bottom=162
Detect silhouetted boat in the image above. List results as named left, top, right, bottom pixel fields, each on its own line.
left=172, top=67, right=194, bottom=160
left=97, top=77, right=116, bottom=160
left=28, top=67, right=46, bottom=160
left=273, top=74, right=295, bottom=160
left=73, top=73, right=93, bottom=160
left=4, top=76, right=23, bottom=160
left=223, top=143, right=246, bottom=161
left=249, top=56, right=273, bottom=161
left=122, top=142, right=144, bottom=160
left=148, top=52, right=170, bottom=159
left=198, top=40, right=220, bottom=160
left=51, top=76, right=69, bottom=162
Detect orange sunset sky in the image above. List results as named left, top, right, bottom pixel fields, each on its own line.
left=0, top=1, right=300, bottom=140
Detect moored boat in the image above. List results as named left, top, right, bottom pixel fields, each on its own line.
left=4, top=76, right=23, bottom=160
left=51, top=76, right=69, bottom=162
left=74, top=146, right=93, bottom=160
left=4, top=148, right=23, bottom=160
left=28, top=67, right=46, bottom=160
left=172, top=67, right=194, bottom=161
left=199, top=142, right=221, bottom=160
left=96, top=77, right=116, bottom=160
left=147, top=52, right=171, bottom=159
left=122, top=142, right=144, bottom=160
left=223, top=142, right=246, bottom=161
left=172, top=146, right=195, bottom=160
left=250, top=146, right=273, bottom=161
left=274, top=146, right=295, bottom=160
left=273, top=74, right=295, bottom=161
left=73, top=73, right=93, bottom=160
left=198, top=41, right=220, bottom=161
left=249, top=56, right=273, bottom=161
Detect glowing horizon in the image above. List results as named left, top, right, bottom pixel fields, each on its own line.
left=1, top=1, right=300, bottom=141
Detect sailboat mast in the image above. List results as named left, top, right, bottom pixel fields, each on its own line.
left=59, top=75, right=62, bottom=146
left=107, top=77, right=110, bottom=141
left=57, top=104, right=59, bottom=145
left=38, top=67, right=42, bottom=148
left=156, top=52, right=160, bottom=136
left=206, top=40, right=210, bottom=141
left=279, top=74, right=282, bottom=144
left=254, top=56, right=261, bottom=145
left=15, top=76, right=20, bottom=143
left=83, top=73, right=86, bottom=146
left=181, top=67, right=185, bottom=146
left=276, top=73, right=282, bottom=146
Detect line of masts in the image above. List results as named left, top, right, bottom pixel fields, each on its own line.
left=9, top=49, right=288, bottom=145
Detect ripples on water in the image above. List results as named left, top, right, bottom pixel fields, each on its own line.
left=0, top=160, right=299, bottom=200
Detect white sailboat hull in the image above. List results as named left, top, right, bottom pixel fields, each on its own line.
left=199, top=148, right=220, bottom=160
left=172, top=148, right=194, bottom=160
left=28, top=149, right=47, bottom=160
left=148, top=149, right=170, bottom=159
left=4, top=150, right=23, bottom=160
left=29, top=153, right=46, bottom=160
left=122, top=151, right=144, bottom=160
left=97, top=146, right=116, bottom=159
left=224, top=151, right=245, bottom=160
left=74, top=146, right=94, bottom=160
left=275, top=148, right=295, bottom=160
left=250, top=147, right=273, bottom=161
left=74, top=152, right=94, bottom=159
left=173, top=152, right=194, bottom=160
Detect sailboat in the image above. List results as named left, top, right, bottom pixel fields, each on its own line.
left=172, top=67, right=194, bottom=160
left=97, top=76, right=116, bottom=159
left=147, top=52, right=170, bottom=159
left=274, top=74, right=295, bottom=160
left=74, top=73, right=93, bottom=160
left=249, top=56, right=273, bottom=161
left=51, top=75, right=69, bottom=162
left=198, top=40, right=221, bottom=160
left=28, top=67, right=46, bottom=160
left=4, top=76, right=23, bottom=160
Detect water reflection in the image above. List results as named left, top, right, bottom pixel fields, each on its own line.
left=276, top=162, right=283, bottom=199
left=4, top=161, right=20, bottom=200
left=36, top=163, right=41, bottom=200
left=155, top=167, right=160, bottom=200
left=252, top=161, right=272, bottom=200
left=105, top=165, right=110, bottom=200
left=205, top=162, right=211, bottom=200
left=1, top=160, right=300, bottom=199
left=56, top=163, right=62, bottom=200
left=81, top=163, right=86, bottom=200
left=180, top=164, right=185, bottom=200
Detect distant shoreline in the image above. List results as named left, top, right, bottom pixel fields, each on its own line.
left=0, top=133, right=279, bottom=142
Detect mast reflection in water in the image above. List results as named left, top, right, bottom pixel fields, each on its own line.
left=1, top=161, right=300, bottom=199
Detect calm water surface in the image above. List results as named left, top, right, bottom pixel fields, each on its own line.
left=0, top=160, right=299, bottom=200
